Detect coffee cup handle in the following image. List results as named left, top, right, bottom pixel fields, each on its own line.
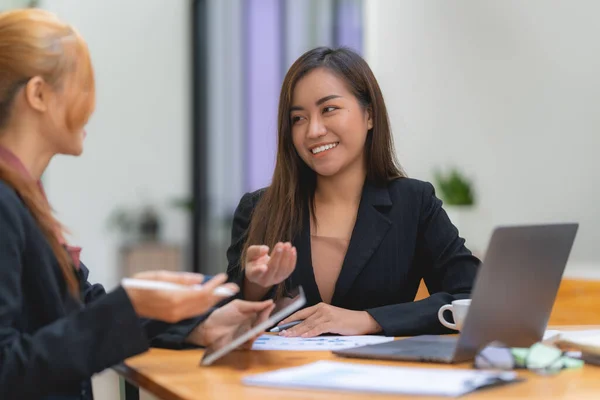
left=438, top=304, right=457, bottom=330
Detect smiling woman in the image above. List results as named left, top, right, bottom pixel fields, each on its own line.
left=226, top=47, right=480, bottom=339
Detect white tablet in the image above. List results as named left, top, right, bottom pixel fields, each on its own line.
left=200, top=286, right=306, bottom=366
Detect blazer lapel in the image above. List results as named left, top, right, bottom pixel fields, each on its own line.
left=290, top=207, right=323, bottom=305
left=331, top=182, right=393, bottom=305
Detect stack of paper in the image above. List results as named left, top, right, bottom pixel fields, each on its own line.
left=243, top=361, right=521, bottom=397
left=251, top=335, right=394, bottom=351
left=550, top=329, right=600, bottom=356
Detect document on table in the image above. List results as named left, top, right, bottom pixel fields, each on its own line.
left=543, top=330, right=562, bottom=341
left=243, top=361, right=521, bottom=397
left=251, top=335, right=394, bottom=351
left=544, top=329, right=600, bottom=356
left=544, top=329, right=600, bottom=342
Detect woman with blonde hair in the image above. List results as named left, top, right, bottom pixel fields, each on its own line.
left=0, top=9, right=274, bottom=400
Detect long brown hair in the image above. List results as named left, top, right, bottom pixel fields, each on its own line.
left=0, top=9, right=96, bottom=296
left=241, top=47, right=405, bottom=293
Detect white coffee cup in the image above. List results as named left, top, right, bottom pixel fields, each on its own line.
left=437, top=299, right=471, bottom=331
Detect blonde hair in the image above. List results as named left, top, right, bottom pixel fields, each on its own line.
left=0, top=8, right=96, bottom=296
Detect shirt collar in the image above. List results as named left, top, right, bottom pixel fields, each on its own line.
left=0, top=145, right=34, bottom=180
left=0, top=145, right=82, bottom=268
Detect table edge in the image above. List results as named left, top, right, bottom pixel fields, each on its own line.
left=113, top=363, right=185, bottom=400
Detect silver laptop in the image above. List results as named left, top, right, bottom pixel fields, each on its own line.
left=334, top=223, right=578, bottom=363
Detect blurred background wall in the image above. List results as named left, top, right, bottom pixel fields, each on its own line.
left=365, top=0, right=600, bottom=276
left=39, top=0, right=192, bottom=288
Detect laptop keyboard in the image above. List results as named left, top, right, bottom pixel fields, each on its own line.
left=392, top=341, right=455, bottom=356
left=361, top=337, right=457, bottom=362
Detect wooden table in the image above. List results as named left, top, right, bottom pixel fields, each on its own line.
left=115, top=328, right=600, bottom=400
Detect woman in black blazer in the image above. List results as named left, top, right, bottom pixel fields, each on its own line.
left=227, top=47, right=480, bottom=338
left=0, top=9, right=274, bottom=400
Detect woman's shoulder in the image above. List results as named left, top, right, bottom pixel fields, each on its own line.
left=233, top=187, right=268, bottom=217
left=0, top=180, right=28, bottom=239
left=243, top=187, right=268, bottom=202
left=386, top=177, right=435, bottom=199
left=237, top=187, right=268, bottom=207
left=0, top=180, right=26, bottom=212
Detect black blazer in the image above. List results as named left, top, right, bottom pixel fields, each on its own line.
left=227, top=178, right=480, bottom=337
left=0, top=181, right=204, bottom=400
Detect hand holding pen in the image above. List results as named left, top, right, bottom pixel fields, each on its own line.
left=269, top=320, right=304, bottom=333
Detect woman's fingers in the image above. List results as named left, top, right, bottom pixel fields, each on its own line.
left=232, top=299, right=275, bottom=315
left=245, top=242, right=297, bottom=287
left=133, top=270, right=205, bottom=285
left=246, top=245, right=270, bottom=261
left=276, top=243, right=295, bottom=282
left=264, top=243, right=284, bottom=282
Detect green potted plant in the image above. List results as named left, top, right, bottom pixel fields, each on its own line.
left=107, top=205, right=162, bottom=243
left=170, top=197, right=194, bottom=212
left=433, top=167, right=475, bottom=233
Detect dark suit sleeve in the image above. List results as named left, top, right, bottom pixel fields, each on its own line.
left=0, top=200, right=149, bottom=399
left=226, top=190, right=278, bottom=301
left=226, top=192, right=266, bottom=296
left=366, top=182, right=479, bottom=336
left=79, top=264, right=209, bottom=350
left=226, top=192, right=255, bottom=284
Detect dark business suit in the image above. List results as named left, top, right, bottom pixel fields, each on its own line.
left=227, top=178, right=480, bottom=337
left=0, top=181, right=205, bottom=400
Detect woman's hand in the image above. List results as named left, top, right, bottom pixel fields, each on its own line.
left=276, top=303, right=382, bottom=338
left=243, top=242, right=296, bottom=300
left=187, top=299, right=275, bottom=349
left=124, top=271, right=239, bottom=323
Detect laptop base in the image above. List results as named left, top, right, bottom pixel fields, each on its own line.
left=334, top=335, right=460, bottom=364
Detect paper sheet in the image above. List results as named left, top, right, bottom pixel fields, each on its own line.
left=543, top=330, right=562, bottom=341
left=555, top=329, right=600, bottom=354
left=243, top=360, right=520, bottom=397
left=544, top=329, right=600, bottom=343
left=559, top=330, right=600, bottom=343
left=251, top=334, right=394, bottom=351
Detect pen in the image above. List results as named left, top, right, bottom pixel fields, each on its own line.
left=269, top=320, right=303, bottom=333
left=121, top=278, right=236, bottom=297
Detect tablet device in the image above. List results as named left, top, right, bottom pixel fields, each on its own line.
left=200, top=286, right=306, bottom=366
